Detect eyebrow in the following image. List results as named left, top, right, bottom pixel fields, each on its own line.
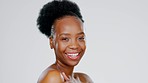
left=59, top=32, right=85, bottom=37
left=77, top=32, right=85, bottom=35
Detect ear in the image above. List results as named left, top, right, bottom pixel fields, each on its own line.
left=49, top=37, right=54, bottom=49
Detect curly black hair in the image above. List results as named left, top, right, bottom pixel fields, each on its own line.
left=37, top=0, right=84, bottom=37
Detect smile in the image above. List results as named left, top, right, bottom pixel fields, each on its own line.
left=67, top=53, right=79, bottom=57
left=66, top=53, right=80, bottom=60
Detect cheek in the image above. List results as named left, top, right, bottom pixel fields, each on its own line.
left=79, top=42, right=86, bottom=50
left=57, top=41, right=68, bottom=52
left=83, top=44, right=86, bottom=51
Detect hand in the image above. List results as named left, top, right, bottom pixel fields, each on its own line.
left=61, top=72, right=71, bottom=83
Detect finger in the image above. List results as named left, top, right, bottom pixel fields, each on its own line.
left=61, top=72, right=70, bottom=81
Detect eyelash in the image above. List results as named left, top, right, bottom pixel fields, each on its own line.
left=78, top=37, right=85, bottom=41
left=61, top=36, right=85, bottom=42
left=61, top=37, right=69, bottom=41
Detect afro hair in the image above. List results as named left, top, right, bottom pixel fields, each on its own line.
left=37, top=0, right=84, bottom=37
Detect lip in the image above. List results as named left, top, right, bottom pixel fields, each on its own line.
left=65, top=52, right=81, bottom=60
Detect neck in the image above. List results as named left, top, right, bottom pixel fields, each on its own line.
left=55, top=61, right=74, bottom=77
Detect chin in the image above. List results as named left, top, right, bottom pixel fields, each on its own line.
left=67, top=60, right=81, bottom=67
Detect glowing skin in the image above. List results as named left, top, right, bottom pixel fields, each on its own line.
left=38, top=16, right=93, bottom=83
left=51, top=16, right=86, bottom=67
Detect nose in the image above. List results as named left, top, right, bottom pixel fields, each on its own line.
left=69, top=39, right=79, bottom=50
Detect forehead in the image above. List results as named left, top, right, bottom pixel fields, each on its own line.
left=53, top=16, right=84, bottom=34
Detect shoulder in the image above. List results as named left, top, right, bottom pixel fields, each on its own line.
left=74, top=72, right=93, bottom=83
left=37, top=69, right=63, bottom=83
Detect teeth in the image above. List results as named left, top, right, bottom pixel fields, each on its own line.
left=67, top=53, right=79, bottom=57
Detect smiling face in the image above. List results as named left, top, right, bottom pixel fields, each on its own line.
left=50, top=16, right=86, bottom=67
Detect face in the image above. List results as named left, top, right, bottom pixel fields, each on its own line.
left=50, top=16, right=86, bottom=67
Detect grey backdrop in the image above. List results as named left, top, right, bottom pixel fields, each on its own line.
left=0, top=0, right=148, bottom=83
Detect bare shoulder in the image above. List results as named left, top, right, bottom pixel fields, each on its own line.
left=74, top=72, right=93, bottom=83
left=37, top=69, right=63, bottom=83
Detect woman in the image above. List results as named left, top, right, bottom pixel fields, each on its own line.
left=37, top=0, right=93, bottom=83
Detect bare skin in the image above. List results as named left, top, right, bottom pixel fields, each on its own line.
left=38, top=16, right=93, bottom=83
left=38, top=64, right=93, bottom=83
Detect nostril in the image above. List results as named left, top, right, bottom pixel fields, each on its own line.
left=69, top=43, right=79, bottom=49
left=69, top=45, right=78, bottom=49
left=68, top=40, right=79, bottom=49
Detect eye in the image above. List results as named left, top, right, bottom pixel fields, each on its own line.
left=61, top=37, right=69, bottom=42
left=78, top=36, right=85, bottom=41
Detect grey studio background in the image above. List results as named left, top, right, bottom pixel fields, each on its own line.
left=0, top=0, right=148, bottom=83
